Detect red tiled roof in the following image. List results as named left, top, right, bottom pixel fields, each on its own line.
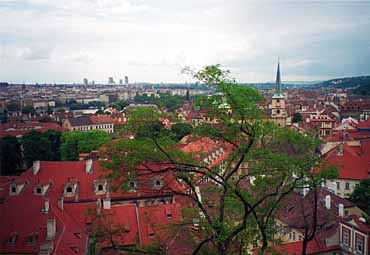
left=321, top=144, right=369, bottom=180
left=358, top=118, right=370, bottom=129
left=254, top=240, right=339, bottom=255
left=0, top=121, right=64, bottom=137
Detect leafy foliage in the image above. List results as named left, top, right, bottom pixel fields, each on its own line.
left=171, top=123, right=193, bottom=141
left=0, top=136, right=22, bottom=175
left=350, top=179, right=370, bottom=217
left=134, top=93, right=185, bottom=111
left=60, top=130, right=112, bottom=160
left=292, top=112, right=302, bottom=123
left=22, top=130, right=53, bottom=168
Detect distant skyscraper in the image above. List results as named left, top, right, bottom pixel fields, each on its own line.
left=125, top=76, right=129, bottom=86
left=119, top=79, right=123, bottom=85
left=108, top=77, right=114, bottom=84
left=83, top=78, right=88, bottom=86
left=91, top=80, right=95, bottom=85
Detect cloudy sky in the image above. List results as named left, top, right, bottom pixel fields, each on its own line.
left=0, top=0, right=369, bottom=84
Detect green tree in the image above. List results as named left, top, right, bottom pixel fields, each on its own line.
left=22, top=130, right=53, bottom=168
left=111, top=100, right=129, bottom=110
left=60, top=130, right=112, bottom=160
left=22, top=105, right=37, bottom=115
left=7, top=103, right=19, bottom=112
left=350, top=179, right=370, bottom=217
left=43, top=130, right=62, bottom=161
left=292, top=112, right=303, bottom=123
left=0, top=136, right=22, bottom=175
left=171, top=122, right=193, bottom=141
left=0, top=110, right=8, bottom=123
left=100, top=65, right=334, bottom=254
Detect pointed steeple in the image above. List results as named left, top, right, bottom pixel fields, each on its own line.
left=273, top=58, right=284, bottom=99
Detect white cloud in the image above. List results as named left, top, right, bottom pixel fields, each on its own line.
left=0, top=1, right=369, bottom=83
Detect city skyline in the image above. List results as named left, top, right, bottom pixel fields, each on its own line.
left=1, top=1, right=370, bottom=84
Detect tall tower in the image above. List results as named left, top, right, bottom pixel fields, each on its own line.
left=271, top=60, right=287, bottom=127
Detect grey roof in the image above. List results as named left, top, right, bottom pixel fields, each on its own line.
left=67, top=116, right=93, bottom=126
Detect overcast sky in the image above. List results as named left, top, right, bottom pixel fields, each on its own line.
left=0, top=0, right=369, bottom=84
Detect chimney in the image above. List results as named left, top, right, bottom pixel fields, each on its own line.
left=103, top=181, right=111, bottom=210
left=330, top=182, right=337, bottom=195
left=103, top=198, right=111, bottom=210
left=325, top=195, right=331, bottom=210
left=43, top=199, right=50, bottom=213
left=58, top=197, right=64, bottom=211
left=33, top=161, right=40, bottom=176
left=46, top=218, right=56, bottom=240
left=85, top=159, right=93, bottom=174
left=338, top=203, right=344, bottom=216
left=96, top=198, right=102, bottom=215
left=337, top=143, right=344, bottom=156
left=250, top=176, right=256, bottom=185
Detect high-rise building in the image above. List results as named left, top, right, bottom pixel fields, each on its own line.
left=270, top=60, right=287, bottom=127
left=125, top=76, right=129, bottom=86
left=119, top=79, right=123, bottom=85
left=83, top=78, right=88, bottom=86
left=108, top=77, right=114, bottom=84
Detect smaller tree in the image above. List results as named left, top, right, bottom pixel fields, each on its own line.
left=350, top=179, right=370, bottom=217
left=0, top=136, right=22, bottom=175
left=292, top=112, right=302, bottom=123
left=170, top=123, right=193, bottom=141
left=22, top=106, right=37, bottom=116
left=60, top=130, right=112, bottom=160
left=22, top=130, right=53, bottom=167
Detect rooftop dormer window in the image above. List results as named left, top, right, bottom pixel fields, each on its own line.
left=64, top=183, right=76, bottom=197
left=153, top=179, right=163, bottom=189
left=129, top=180, right=138, bottom=191
left=94, top=180, right=107, bottom=195
left=27, top=234, right=38, bottom=246
left=34, top=185, right=42, bottom=195
left=7, top=233, right=18, bottom=246
left=10, top=185, right=16, bottom=194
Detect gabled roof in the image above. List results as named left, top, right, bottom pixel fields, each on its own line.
left=341, top=215, right=370, bottom=234
left=323, top=143, right=368, bottom=180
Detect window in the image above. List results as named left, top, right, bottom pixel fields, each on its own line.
left=35, top=186, right=42, bottom=194
left=27, top=234, right=37, bottom=246
left=66, top=186, right=73, bottom=193
left=342, top=227, right=350, bottom=246
left=336, top=182, right=340, bottom=190
left=11, top=185, right=16, bottom=193
left=97, top=184, right=103, bottom=191
left=293, top=232, right=296, bottom=241
left=345, top=183, right=350, bottom=190
left=7, top=233, right=17, bottom=246
left=129, top=181, right=137, bottom=190
left=277, top=109, right=280, bottom=114
left=356, top=234, right=364, bottom=254
left=345, top=210, right=349, bottom=216
left=153, top=178, right=163, bottom=189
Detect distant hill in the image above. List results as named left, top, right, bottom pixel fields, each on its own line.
left=314, top=76, right=370, bottom=89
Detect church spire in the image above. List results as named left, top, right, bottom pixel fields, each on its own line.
left=273, top=58, right=284, bottom=99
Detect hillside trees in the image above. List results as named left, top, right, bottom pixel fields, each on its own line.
left=100, top=65, right=333, bottom=255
